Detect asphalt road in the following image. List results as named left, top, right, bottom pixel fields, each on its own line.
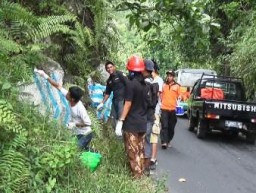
left=154, top=117, right=256, bottom=193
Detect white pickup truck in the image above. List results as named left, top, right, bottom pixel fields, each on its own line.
left=175, top=68, right=217, bottom=116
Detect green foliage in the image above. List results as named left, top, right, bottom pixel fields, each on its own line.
left=39, top=143, right=77, bottom=176
left=229, top=10, right=256, bottom=98
left=0, top=31, right=22, bottom=54
left=0, top=0, right=35, bottom=21
left=30, top=15, right=76, bottom=40
left=0, top=149, right=30, bottom=193
left=70, top=22, right=94, bottom=50
left=114, top=0, right=256, bottom=101
left=116, top=0, right=220, bottom=64
left=0, top=100, right=27, bottom=135
left=0, top=99, right=29, bottom=193
left=0, top=0, right=38, bottom=42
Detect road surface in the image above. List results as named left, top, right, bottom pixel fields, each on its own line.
left=155, top=117, right=256, bottom=193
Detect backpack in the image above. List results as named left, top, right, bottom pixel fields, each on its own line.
left=145, top=81, right=159, bottom=109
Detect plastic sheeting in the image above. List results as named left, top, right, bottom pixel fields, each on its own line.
left=87, top=83, right=112, bottom=122
left=34, top=72, right=71, bottom=125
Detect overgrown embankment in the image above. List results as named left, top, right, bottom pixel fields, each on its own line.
left=0, top=93, right=165, bottom=192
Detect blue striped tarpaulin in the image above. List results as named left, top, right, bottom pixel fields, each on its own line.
left=34, top=72, right=71, bottom=125
left=88, top=83, right=112, bottom=122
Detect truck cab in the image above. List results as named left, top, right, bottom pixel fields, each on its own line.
left=175, top=68, right=217, bottom=116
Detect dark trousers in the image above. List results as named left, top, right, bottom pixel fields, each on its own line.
left=160, top=110, right=177, bottom=144
left=77, top=132, right=93, bottom=150
left=110, top=99, right=124, bottom=128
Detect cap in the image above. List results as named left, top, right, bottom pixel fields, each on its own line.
left=144, top=59, right=154, bottom=71
left=166, top=70, right=175, bottom=76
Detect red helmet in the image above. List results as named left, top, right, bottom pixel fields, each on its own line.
left=126, top=55, right=145, bottom=72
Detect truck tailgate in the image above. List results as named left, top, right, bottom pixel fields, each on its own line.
left=204, top=101, right=256, bottom=120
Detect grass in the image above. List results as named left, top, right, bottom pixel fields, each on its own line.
left=1, top=100, right=166, bottom=193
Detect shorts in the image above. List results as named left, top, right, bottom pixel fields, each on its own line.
left=150, top=114, right=161, bottom=144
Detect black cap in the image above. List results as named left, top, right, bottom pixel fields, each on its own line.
left=144, top=59, right=154, bottom=71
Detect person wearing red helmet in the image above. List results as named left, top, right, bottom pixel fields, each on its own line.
left=115, top=55, right=148, bottom=178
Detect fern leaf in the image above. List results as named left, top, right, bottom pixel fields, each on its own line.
left=69, top=22, right=94, bottom=50
left=0, top=0, right=37, bottom=25
left=0, top=149, right=29, bottom=193
left=0, top=100, right=27, bottom=135
left=0, top=101, right=16, bottom=124
left=8, top=135, right=27, bottom=149
left=29, top=15, right=76, bottom=40
left=0, top=34, right=22, bottom=54
left=39, top=15, right=76, bottom=27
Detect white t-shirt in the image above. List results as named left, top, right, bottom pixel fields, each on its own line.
left=60, top=88, right=92, bottom=135
left=153, top=75, right=164, bottom=115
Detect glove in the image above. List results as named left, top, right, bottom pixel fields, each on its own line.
left=97, top=102, right=104, bottom=110
left=115, top=120, right=123, bottom=136
left=34, top=68, right=49, bottom=79
left=66, top=122, right=76, bottom=129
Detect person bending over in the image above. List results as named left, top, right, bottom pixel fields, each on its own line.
left=35, top=69, right=93, bottom=150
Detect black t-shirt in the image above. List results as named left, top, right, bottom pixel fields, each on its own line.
left=122, top=78, right=147, bottom=133
left=105, top=70, right=128, bottom=101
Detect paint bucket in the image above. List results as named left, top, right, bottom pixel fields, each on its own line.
left=176, top=106, right=184, bottom=116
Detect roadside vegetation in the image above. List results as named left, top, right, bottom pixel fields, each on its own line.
left=1, top=0, right=256, bottom=192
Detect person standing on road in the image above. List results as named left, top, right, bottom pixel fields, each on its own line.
left=35, top=69, right=93, bottom=150
left=150, top=61, right=164, bottom=169
left=97, top=61, right=128, bottom=128
left=141, top=59, right=158, bottom=173
left=115, top=55, right=148, bottom=178
left=160, top=70, right=180, bottom=149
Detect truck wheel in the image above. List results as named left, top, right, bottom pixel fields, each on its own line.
left=246, top=134, right=255, bottom=144
left=188, top=116, right=196, bottom=132
left=196, top=119, right=207, bottom=139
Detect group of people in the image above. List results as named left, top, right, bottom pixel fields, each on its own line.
left=35, top=55, right=181, bottom=179
left=98, top=56, right=181, bottom=178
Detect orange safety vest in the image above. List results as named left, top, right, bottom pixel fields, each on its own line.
left=161, top=82, right=180, bottom=111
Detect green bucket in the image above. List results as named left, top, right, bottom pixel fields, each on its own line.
left=80, top=151, right=102, bottom=172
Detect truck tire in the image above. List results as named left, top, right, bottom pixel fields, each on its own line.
left=246, top=134, right=255, bottom=144
left=188, top=116, right=196, bottom=132
left=196, top=119, right=207, bottom=139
